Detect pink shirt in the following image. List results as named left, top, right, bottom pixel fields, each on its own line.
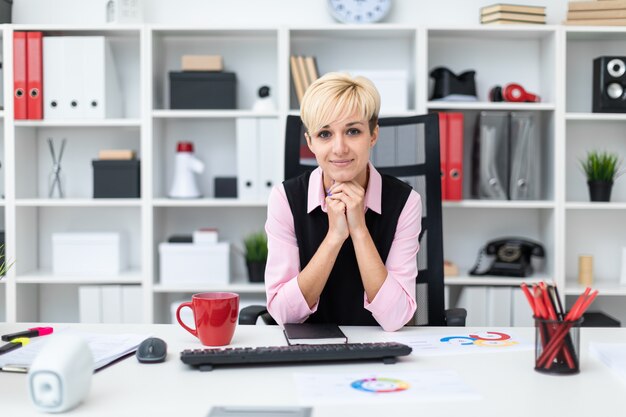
left=264, top=163, right=421, bottom=332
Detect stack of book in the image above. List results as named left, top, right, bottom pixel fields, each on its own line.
left=566, top=0, right=626, bottom=26
left=480, top=3, right=546, bottom=25
left=98, top=149, right=136, bottom=160
left=290, top=55, right=319, bottom=106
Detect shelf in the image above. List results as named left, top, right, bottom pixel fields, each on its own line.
left=566, top=113, right=626, bottom=122
left=291, top=26, right=416, bottom=38
left=0, top=19, right=622, bottom=327
left=10, top=24, right=142, bottom=35
left=152, top=110, right=279, bottom=119
left=428, top=25, right=557, bottom=39
left=565, top=282, right=626, bottom=296
left=152, top=198, right=267, bottom=207
left=153, top=281, right=265, bottom=294
left=565, top=202, right=626, bottom=210
left=427, top=102, right=555, bottom=111
left=443, top=200, right=554, bottom=209
left=566, top=26, right=626, bottom=41
left=445, top=275, right=552, bottom=287
left=14, top=119, right=142, bottom=127
left=15, top=269, right=143, bottom=285
left=151, top=27, right=277, bottom=37
left=16, top=198, right=142, bottom=207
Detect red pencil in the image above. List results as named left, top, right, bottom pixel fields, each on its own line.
left=539, top=290, right=598, bottom=368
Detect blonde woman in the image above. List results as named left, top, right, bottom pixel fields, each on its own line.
left=264, top=72, right=421, bottom=331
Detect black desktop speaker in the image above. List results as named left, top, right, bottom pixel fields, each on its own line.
left=593, top=56, right=626, bottom=113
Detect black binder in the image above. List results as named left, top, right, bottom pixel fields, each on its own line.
left=509, top=112, right=540, bottom=200
left=473, top=111, right=541, bottom=200
left=474, top=111, right=509, bottom=199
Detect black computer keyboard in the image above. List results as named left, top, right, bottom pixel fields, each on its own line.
left=180, top=342, right=412, bottom=371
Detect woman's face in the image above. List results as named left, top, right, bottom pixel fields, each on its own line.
left=306, top=111, right=378, bottom=188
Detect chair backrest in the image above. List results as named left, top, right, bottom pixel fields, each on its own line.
left=284, top=114, right=445, bottom=326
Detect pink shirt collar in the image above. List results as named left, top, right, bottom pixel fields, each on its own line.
left=307, top=162, right=382, bottom=215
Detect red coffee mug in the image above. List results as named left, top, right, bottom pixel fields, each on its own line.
left=176, top=292, right=239, bottom=346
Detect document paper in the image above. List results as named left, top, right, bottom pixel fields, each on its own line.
left=294, top=370, right=480, bottom=404
left=394, top=330, right=533, bottom=356
left=0, top=329, right=147, bottom=371
left=590, top=342, right=626, bottom=385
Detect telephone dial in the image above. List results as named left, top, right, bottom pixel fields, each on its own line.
left=469, top=238, right=545, bottom=277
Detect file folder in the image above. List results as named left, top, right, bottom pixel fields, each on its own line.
left=62, top=36, right=84, bottom=118
left=474, top=111, right=509, bottom=199
left=101, top=285, right=123, bottom=324
left=13, top=31, right=27, bottom=119
left=79, top=286, right=102, bottom=323
left=121, top=285, right=143, bottom=324
left=236, top=118, right=260, bottom=200
left=43, top=36, right=123, bottom=119
left=446, top=112, right=464, bottom=201
left=509, top=112, right=540, bottom=200
left=438, top=112, right=448, bottom=200
left=81, top=36, right=123, bottom=119
left=26, top=31, right=43, bottom=120
left=237, top=118, right=282, bottom=201
left=43, top=36, right=65, bottom=119
left=258, top=118, right=281, bottom=201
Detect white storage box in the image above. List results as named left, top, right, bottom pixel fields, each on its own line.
left=342, top=70, right=408, bottom=113
left=52, top=232, right=127, bottom=276
left=159, top=242, right=230, bottom=286
left=193, top=228, right=219, bottom=244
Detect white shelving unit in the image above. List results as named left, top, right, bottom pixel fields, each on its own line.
left=1, top=23, right=625, bottom=326
left=564, top=27, right=626, bottom=324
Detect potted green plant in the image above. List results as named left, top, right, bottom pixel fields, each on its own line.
left=0, top=244, right=14, bottom=280
left=244, top=231, right=268, bottom=283
left=579, top=150, right=623, bottom=202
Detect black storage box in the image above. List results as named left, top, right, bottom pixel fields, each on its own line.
left=169, top=71, right=237, bottom=109
left=93, top=160, right=141, bottom=198
left=214, top=177, right=237, bottom=198
left=581, top=311, right=621, bottom=327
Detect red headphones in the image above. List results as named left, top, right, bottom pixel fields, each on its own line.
left=489, top=83, right=540, bottom=103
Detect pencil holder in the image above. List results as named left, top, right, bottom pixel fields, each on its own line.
left=534, top=316, right=583, bottom=375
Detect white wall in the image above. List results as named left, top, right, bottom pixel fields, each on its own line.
left=13, top=0, right=569, bottom=26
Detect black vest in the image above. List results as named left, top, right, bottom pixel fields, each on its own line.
left=283, top=171, right=412, bottom=325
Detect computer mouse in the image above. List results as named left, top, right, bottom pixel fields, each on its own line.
left=136, top=337, right=168, bottom=363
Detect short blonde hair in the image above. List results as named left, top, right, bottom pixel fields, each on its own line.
left=300, top=72, right=381, bottom=136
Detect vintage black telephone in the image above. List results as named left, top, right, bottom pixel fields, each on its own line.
left=469, top=238, right=545, bottom=277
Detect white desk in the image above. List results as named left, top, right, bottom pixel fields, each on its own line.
left=1, top=323, right=626, bottom=416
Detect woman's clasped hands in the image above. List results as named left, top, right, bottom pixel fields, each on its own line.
left=325, top=180, right=367, bottom=242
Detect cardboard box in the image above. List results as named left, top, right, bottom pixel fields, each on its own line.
left=181, top=55, right=223, bottom=71
left=52, top=232, right=127, bottom=276
left=159, top=242, right=230, bottom=286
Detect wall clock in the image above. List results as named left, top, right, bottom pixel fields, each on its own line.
left=328, top=0, right=392, bottom=24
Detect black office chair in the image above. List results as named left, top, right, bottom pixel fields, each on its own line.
left=240, top=114, right=466, bottom=327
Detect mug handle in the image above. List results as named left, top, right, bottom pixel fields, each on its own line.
left=176, top=302, right=197, bottom=337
